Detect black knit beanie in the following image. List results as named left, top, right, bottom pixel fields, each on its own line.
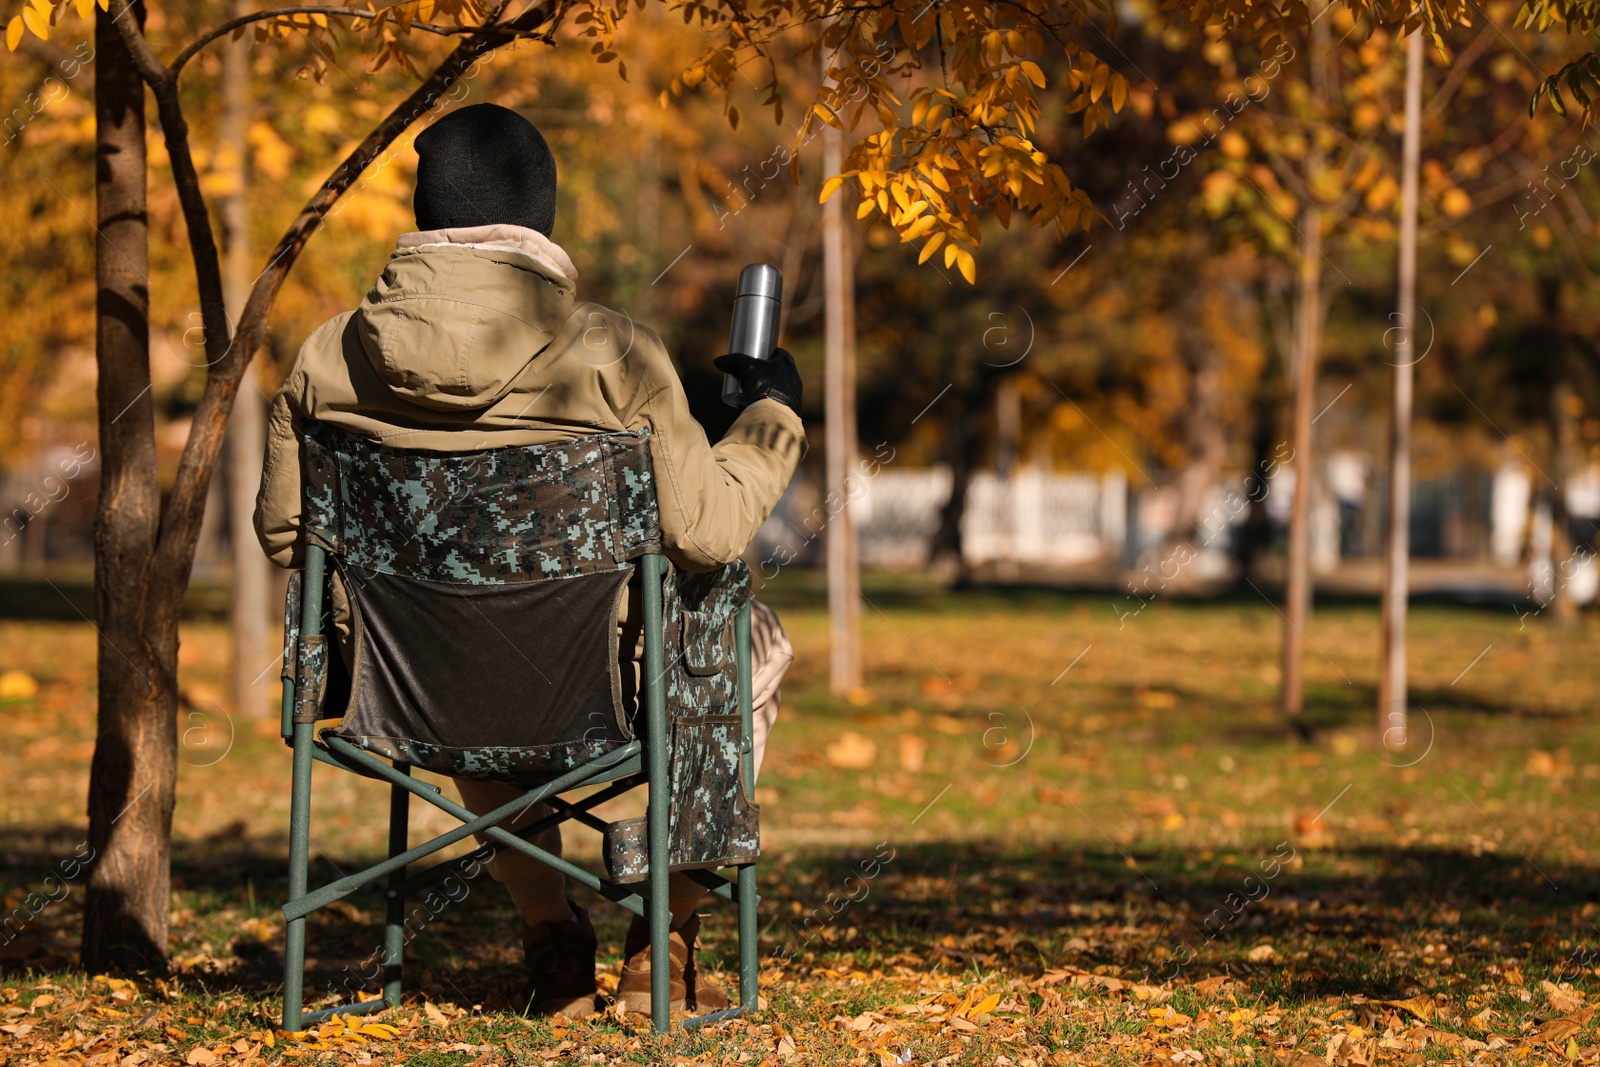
left=413, top=104, right=558, bottom=236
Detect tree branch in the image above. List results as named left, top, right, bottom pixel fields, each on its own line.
left=170, top=7, right=480, bottom=75
left=103, top=0, right=171, bottom=86
left=1426, top=24, right=1494, bottom=116
left=149, top=0, right=567, bottom=591
left=171, top=7, right=373, bottom=74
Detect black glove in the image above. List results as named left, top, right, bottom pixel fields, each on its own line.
left=714, top=347, right=803, bottom=417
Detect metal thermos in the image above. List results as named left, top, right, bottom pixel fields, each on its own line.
left=721, top=264, right=783, bottom=407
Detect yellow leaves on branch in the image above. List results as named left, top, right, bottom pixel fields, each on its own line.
left=658, top=2, right=1130, bottom=285
left=1064, top=57, right=1130, bottom=136
left=944, top=241, right=976, bottom=285
left=22, top=0, right=51, bottom=42
left=0, top=0, right=1130, bottom=285
left=818, top=78, right=1094, bottom=284
left=576, top=0, right=629, bottom=79
left=7, top=0, right=107, bottom=50
left=803, top=36, right=1105, bottom=285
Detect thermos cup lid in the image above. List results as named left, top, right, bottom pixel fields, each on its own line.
left=737, top=263, right=783, bottom=302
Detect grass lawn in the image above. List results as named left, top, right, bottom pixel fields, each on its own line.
left=1, top=571, right=1598, bottom=1065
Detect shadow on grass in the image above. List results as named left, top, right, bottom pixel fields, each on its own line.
left=1024, top=678, right=1568, bottom=755
left=0, top=573, right=235, bottom=622
left=2, top=825, right=1595, bottom=1011
left=755, top=569, right=1545, bottom=619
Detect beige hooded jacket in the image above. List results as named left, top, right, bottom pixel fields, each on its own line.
left=254, top=224, right=807, bottom=582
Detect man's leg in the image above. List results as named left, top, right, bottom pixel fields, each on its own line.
left=452, top=779, right=573, bottom=925
left=745, top=598, right=792, bottom=780
left=454, top=778, right=597, bottom=1016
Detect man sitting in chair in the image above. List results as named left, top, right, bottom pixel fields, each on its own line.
left=255, top=103, right=806, bottom=1018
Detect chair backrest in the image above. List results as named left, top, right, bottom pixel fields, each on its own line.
left=298, top=423, right=665, bottom=786
left=301, top=423, right=661, bottom=584
left=288, top=421, right=760, bottom=878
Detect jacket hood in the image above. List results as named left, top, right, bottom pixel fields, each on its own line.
left=354, top=230, right=577, bottom=412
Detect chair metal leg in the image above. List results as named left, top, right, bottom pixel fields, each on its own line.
left=642, top=553, right=672, bottom=1033
left=284, top=719, right=315, bottom=1032
left=735, top=601, right=759, bottom=1012
left=383, top=765, right=410, bottom=1008
left=738, top=863, right=759, bottom=1010
left=283, top=547, right=327, bottom=1032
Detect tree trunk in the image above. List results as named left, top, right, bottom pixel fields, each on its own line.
left=1550, top=377, right=1579, bottom=624
left=222, top=2, right=271, bottom=716
left=1537, top=275, right=1580, bottom=624
left=83, top=0, right=177, bottom=974
left=930, top=376, right=992, bottom=585
left=1280, top=204, right=1323, bottom=719
left=1236, top=267, right=1293, bottom=586
left=993, top=373, right=1022, bottom=578
left=1234, top=363, right=1279, bottom=585
left=1379, top=27, right=1423, bottom=748
left=1172, top=296, right=1228, bottom=561
left=821, top=57, right=861, bottom=695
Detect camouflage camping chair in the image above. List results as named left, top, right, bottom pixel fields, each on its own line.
left=278, top=423, right=761, bottom=1034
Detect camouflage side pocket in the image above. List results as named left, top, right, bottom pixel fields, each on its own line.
left=602, top=559, right=761, bottom=882
left=664, top=715, right=759, bottom=871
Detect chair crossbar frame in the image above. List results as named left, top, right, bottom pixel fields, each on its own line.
left=389, top=775, right=647, bottom=900
left=281, top=548, right=760, bottom=1035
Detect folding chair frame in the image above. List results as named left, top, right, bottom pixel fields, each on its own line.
left=280, top=547, right=760, bottom=1034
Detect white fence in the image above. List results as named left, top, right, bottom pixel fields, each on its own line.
left=958, top=469, right=1125, bottom=568
left=845, top=466, right=1127, bottom=569
left=752, top=459, right=1600, bottom=587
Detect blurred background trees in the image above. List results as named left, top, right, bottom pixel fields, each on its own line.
left=2, top=0, right=1596, bottom=676
left=2, top=0, right=1596, bottom=644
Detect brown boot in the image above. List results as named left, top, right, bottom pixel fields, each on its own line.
left=518, top=901, right=598, bottom=1018
left=617, top=913, right=730, bottom=1016
left=684, top=916, right=731, bottom=1013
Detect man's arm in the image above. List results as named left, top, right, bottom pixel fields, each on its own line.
left=254, top=372, right=306, bottom=570
left=622, top=327, right=807, bottom=571
left=253, top=316, right=348, bottom=569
